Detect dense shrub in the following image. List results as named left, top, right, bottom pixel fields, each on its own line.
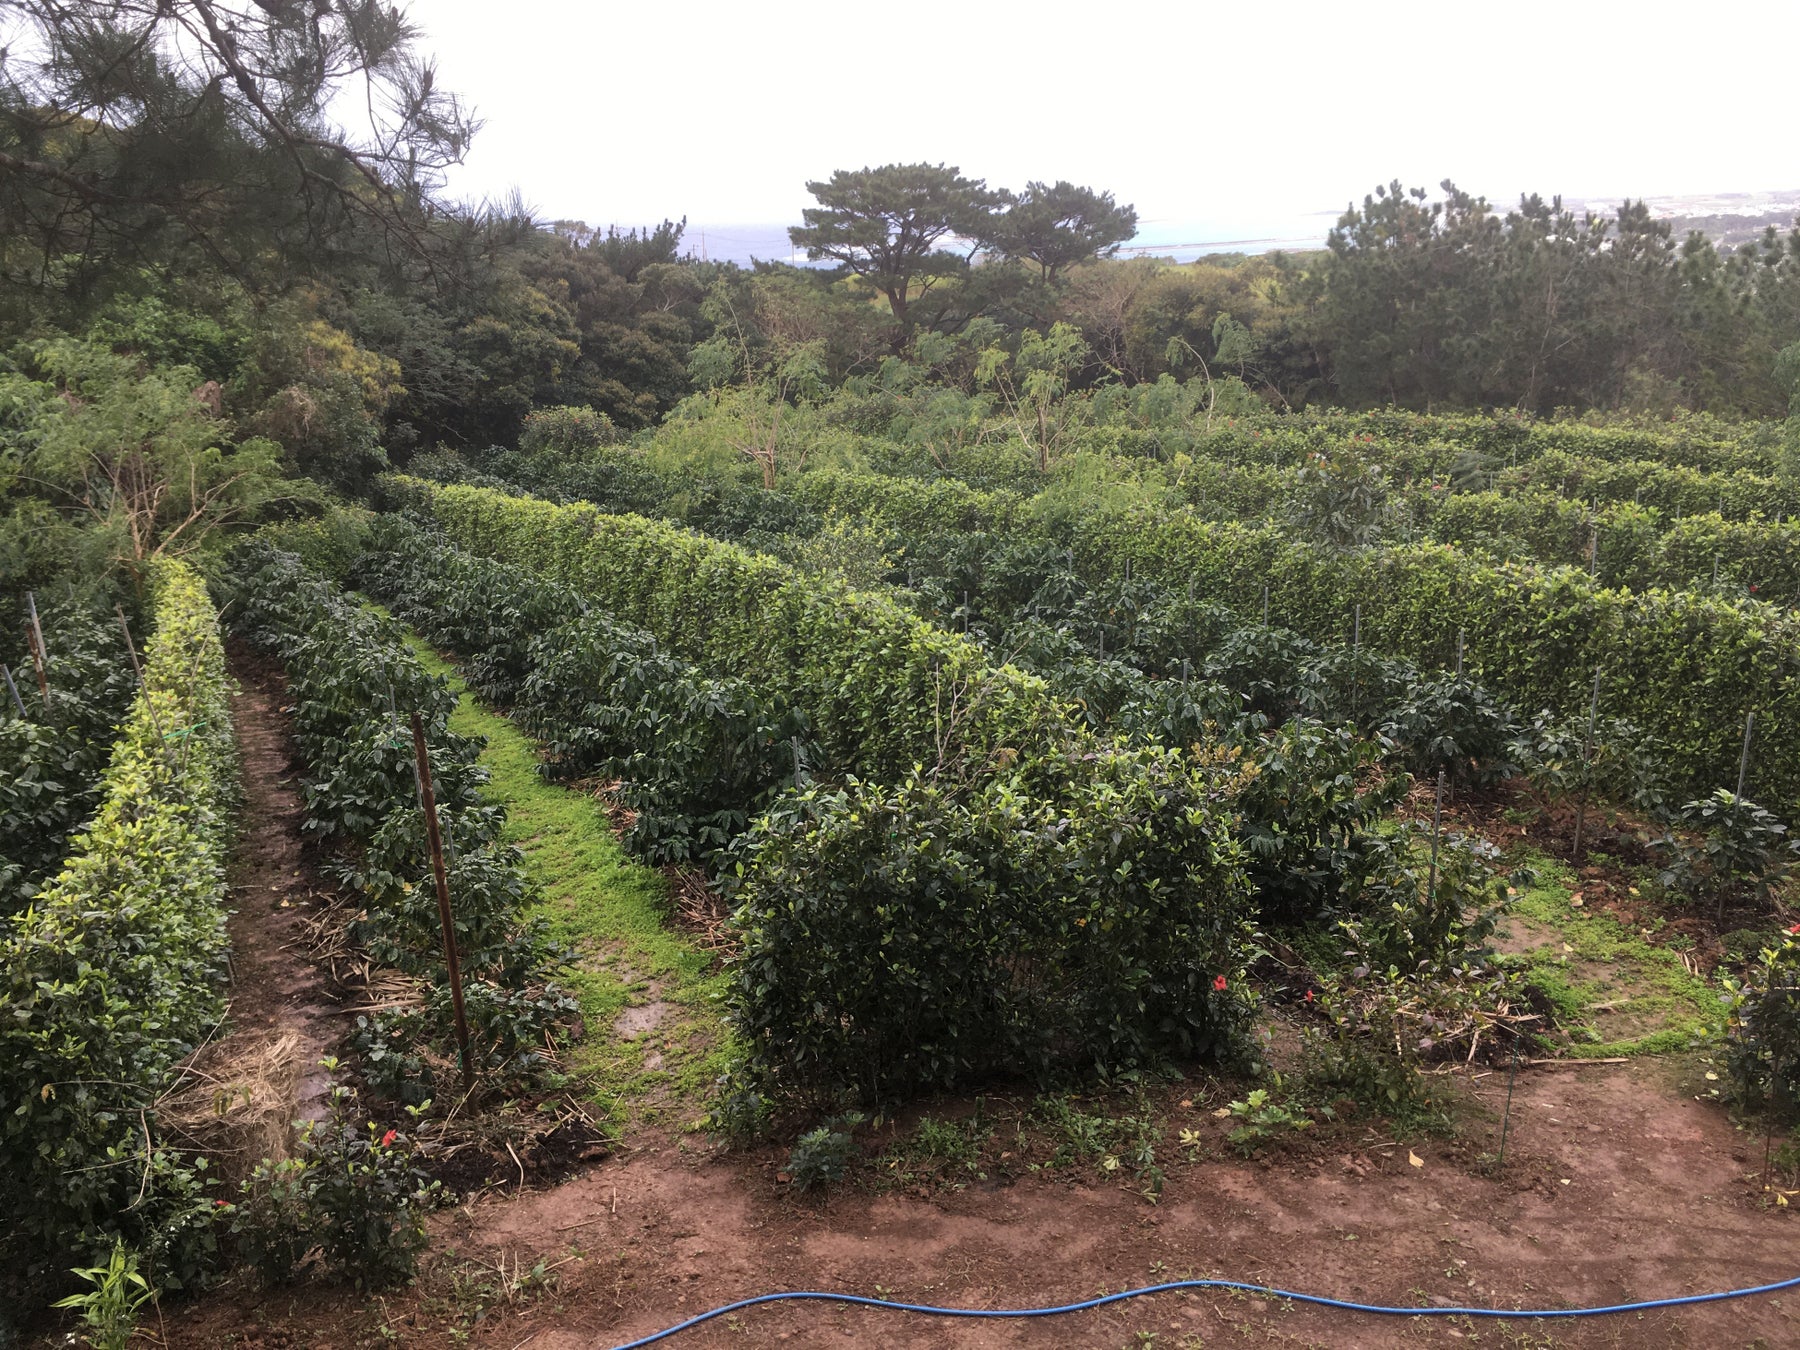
left=722, top=743, right=1255, bottom=1107
left=0, top=561, right=234, bottom=1293
left=519, top=612, right=813, bottom=866
left=1071, top=513, right=1800, bottom=816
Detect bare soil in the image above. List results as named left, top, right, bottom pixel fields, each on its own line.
left=156, top=1060, right=1797, bottom=1350
left=217, top=642, right=345, bottom=1123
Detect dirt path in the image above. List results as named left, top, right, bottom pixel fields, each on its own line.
left=162, top=643, right=346, bottom=1174
left=159, top=1062, right=1796, bottom=1350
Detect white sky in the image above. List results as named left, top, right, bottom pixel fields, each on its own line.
left=411, top=0, right=1800, bottom=238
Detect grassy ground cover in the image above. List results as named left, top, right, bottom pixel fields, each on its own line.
left=402, top=632, right=730, bottom=1126
left=1496, top=851, right=1725, bottom=1058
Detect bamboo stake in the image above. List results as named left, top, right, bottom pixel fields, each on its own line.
left=410, top=711, right=473, bottom=1089
left=24, top=592, right=49, bottom=710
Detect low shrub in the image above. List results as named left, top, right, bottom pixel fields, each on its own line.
left=228, top=1088, right=440, bottom=1288
left=1655, top=790, right=1798, bottom=920
left=1724, top=931, right=1800, bottom=1117
left=784, top=1114, right=866, bottom=1192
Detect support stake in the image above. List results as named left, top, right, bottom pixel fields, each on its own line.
left=1, top=664, right=23, bottom=718
left=411, top=711, right=473, bottom=1089
left=24, top=592, right=49, bottom=710
left=1738, top=710, right=1755, bottom=800
left=1573, top=666, right=1601, bottom=863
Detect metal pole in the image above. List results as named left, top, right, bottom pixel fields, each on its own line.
left=1495, top=1034, right=1522, bottom=1174
left=1261, top=585, right=1269, bottom=626
left=1427, top=766, right=1447, bottom=904
left=1573, top=666, right=1600, bottom=862
left=1352, top=603, right=1361, bottom=649
left=1, top=664, right=23, bottom=718
left=1738, top=711, right=1755, bottom=800
left=410, top=711, right=473, bottom=1089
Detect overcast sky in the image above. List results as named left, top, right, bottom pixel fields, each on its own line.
left=414, top=0, right=1800, bottom=241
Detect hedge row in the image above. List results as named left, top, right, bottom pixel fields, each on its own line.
left=224, top=541, right=572, bottom=1096
left=1496, top=451, right=1800, bottom=521
left=0, top=560, right=235, bottom=1289
left=1176, top=409, right=1783, bottom=476
left=359, top=516, right=811, bottom=870
left=0, top=605, right=138, bottom=911
left=1070, top=513, right=1800, bottom=816
left=784, top=470, right=1027, bottom=539
left=1422, top=492, right=1800, bottom=600
left=382, top=477, right=1071, bottom=784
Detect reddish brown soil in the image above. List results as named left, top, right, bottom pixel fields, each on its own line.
left=157, top=1061, right=1796, bottom=1350
left=220, top=642, right=345, bottom=1121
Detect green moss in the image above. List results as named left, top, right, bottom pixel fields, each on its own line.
left=401, top=631, right=733, bottom=1124
left=1497, top=851, right=1724, bottom=1057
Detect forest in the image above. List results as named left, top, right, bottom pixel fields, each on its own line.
left=3, top=3, right=1799, bottom=1348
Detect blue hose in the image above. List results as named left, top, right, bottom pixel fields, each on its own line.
left=606, top=1272, right=1800, bottom=1348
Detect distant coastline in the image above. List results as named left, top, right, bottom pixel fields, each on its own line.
left=678, top=189, right=1800, bottom=268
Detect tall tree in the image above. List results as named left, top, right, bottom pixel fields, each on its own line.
left=789, top=163, right=1003, bottom=328
left=989, top=180, right=1138, bottom=283
left=0, top=0, right=476, bottom=304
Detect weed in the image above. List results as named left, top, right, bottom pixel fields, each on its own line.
left=1223, top=1089, right=1312, bottom=1156
left=51, top=1242, right=156, bottom=1350
left=786, top=1113, right=865, bottom=1192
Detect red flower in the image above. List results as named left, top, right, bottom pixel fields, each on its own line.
left=214, top=1199, right=231, bottom=1208
left=379, top=1129, right=398, bottom=1147
left=1213, top=975, right=1228, bottom=992
left=1787, top=924, right=1800, bottom=936
left=1303, top=989, right=1315, bottom=1003
left=1750, top=584, right=1759, bottom=593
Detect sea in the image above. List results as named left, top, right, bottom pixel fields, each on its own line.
left=683, top=210, right=1345, bottom=268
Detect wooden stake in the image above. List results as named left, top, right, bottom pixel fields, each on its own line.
left=1427, top=766, right=1447, bottom=905
left=411, top=711, right=473, bottom=1088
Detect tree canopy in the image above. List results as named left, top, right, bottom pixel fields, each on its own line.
left=789, top=163, right=1004, bottom=328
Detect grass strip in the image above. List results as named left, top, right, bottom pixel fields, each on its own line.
left=402, top=630, right=732, bottom=1125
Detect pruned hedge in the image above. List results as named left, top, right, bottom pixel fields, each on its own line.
left=725, top=744, right=1256, bottom=1106
left=1071, top=512, right=1800, bottom=816
left=382, top=476, right=1071, bottom=783
left=0, top=560, right=235, bottom=1290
